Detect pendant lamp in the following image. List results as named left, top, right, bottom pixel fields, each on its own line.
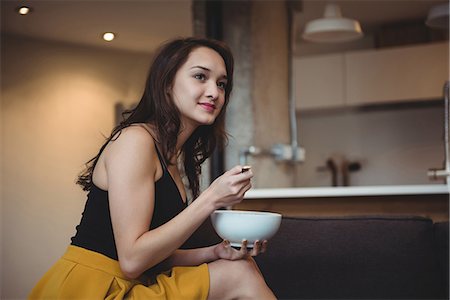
left=302, top=3, right=363, bottom=43
left=425, top=2, right=449, bottom=29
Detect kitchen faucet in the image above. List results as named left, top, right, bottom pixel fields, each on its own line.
left=317, top=156, right=361, bottom=187
left=428, top=81, right=450, bottom=183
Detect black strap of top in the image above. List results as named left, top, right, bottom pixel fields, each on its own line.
left=153, top=143, right=168, bottom=171
left=133, top=124, right=168, bottom=171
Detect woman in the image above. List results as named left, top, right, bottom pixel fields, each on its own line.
left=29, top=37, right=276, bottom=299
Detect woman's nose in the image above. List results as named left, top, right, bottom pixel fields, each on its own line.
left=206, top=81, right=219, bottom=100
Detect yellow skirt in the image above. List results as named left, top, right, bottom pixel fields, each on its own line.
left=29, top=245, right=210, bottom=300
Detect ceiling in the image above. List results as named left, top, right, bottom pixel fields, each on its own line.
left=1, top=0, right=447, bottom=54
left=1, top=0, right=193, bottom=54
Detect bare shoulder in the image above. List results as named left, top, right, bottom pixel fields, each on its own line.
left=110, top=125, right=156, bottom=152
left=104, top=125, right=159, bottom=175
left=93, top=124, right=161, bottom=191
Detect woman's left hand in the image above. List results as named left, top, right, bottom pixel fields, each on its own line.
left=213, top=239, right=268, bottom=260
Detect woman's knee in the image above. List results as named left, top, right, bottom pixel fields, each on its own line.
left=208, top=258, right=267, bottom=299
left=229, top=258, right=260, bottom=277
left=210, top=258, right=259, bottom=284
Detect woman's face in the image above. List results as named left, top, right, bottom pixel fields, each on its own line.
left=171, top=46, right=228, bottom=130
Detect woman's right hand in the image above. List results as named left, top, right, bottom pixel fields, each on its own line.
left=205, top=165, right=253, bottom=209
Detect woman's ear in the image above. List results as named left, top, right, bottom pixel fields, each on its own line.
left=166, top=84, right=172, bottom=96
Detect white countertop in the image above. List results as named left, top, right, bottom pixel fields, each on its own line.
left=244, top=184, right=449, bottom=199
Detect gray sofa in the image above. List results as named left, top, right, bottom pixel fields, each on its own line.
left=184, top=215, right=449, bottom=299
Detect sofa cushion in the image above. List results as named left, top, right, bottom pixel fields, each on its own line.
left=434, top=221, right=449, bottom=299
left=256, top=216, right=443, bottom=299
left=182, top=217, right=222, bottom=249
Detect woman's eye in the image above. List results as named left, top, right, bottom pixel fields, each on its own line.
left=194, top=74, right=206, bottom=80
left=217, top=82, right=227, bottom=90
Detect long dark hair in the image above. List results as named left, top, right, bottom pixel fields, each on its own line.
left=77, top=37, right=234, bottom=199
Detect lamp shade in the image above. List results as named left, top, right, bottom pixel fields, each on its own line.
left=303, top=3, right=363, bottom=43
left=425, top=2, right=449, bottom=29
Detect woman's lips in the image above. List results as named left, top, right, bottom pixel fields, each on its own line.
left=199, top=103, right=216, bottom=112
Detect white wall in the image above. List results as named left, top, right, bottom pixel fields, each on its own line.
left=1, top=34, right=152, bottom=299
left=294, top=104, right=445, bottom=187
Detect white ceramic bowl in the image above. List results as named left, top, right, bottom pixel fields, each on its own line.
left=210, top=210, right=282, bottom=248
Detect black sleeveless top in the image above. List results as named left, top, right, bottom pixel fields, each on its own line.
left=71, top=144, right=187, bottom=276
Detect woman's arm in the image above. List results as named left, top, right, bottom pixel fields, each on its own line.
left=104, top=126, right=253, bottom=279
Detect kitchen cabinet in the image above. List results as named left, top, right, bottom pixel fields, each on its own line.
left=294, top=42, right=449, bottom=111
left=345, top=42, right=449, bottom=106
left=293, top=53, right=345, bottom=110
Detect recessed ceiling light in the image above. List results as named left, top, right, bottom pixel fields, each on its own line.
left=102, top=32, right=115, bottom=42
left=17, top=6, right=32, bottom=15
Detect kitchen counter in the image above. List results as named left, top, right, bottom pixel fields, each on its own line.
left=244, top=184, right=449, bottom=199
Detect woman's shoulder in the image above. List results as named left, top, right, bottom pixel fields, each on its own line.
left=108, top=124, right=158, bottom=157
left=116, top=123, right=154, bottom=141
left=94, top=124, right=162, bottom=189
